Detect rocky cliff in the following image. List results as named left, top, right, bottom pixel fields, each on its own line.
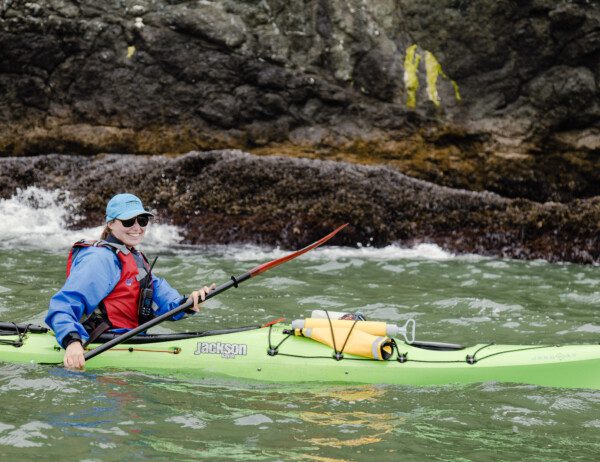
left=1, top=0, right=599, bottom=201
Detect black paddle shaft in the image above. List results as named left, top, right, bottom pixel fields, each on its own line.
left=82, top=224, right=348, bottom=362
left=83, top=271, right=251, bottom=361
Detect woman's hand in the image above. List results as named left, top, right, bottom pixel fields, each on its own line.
left=64, top=341, right=85, bottom=370
left=187, top=283, right=217, bottom=312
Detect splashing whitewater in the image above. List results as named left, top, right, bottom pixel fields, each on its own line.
left=0, top=187, right=459, bottom=260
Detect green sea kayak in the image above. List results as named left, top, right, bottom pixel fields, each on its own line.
left=1, top=322, right=599, bottom=389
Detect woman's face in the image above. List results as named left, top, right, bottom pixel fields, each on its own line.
left=108, top=217, right=147, bottom=247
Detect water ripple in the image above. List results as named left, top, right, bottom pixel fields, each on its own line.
left=0, top=421, right=52, bottom=448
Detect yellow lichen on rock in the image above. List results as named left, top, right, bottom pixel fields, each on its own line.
left=403, top=44, right=421, bottom=108
left=404, top=45, right=461, bottom=108
left=126, top=46, right=136, bottom=59
left=451, top=80, right=462, bottom=102
left=425, top=51, right=442, bottom=106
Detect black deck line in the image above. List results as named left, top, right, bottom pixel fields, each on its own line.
left=0, top=322, right=262, bottom=344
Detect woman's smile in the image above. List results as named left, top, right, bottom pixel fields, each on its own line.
left=108, top=219, right=146, bottom=247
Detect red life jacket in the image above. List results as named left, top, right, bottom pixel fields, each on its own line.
left=66, top=239, right=153, bottom=330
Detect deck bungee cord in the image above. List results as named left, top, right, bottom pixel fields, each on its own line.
left=283, top=310, right=415, bottom=361
left=0, top=322, right=47, bottom=347
left=393, top=343, right=561, bottom=365
left=0, top=322, right=26, bottom=347
left=266, top=312, right=578, bottom=367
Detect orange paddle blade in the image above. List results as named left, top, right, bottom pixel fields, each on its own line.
left=249, top=224, right=348, bottom=277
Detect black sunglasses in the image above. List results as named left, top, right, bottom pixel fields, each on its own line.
left=119, top=215, right=150, bottom=228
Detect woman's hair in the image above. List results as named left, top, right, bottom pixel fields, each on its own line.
left=100, top=223, right=112, bottom=240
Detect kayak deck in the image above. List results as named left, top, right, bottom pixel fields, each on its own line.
left=1, top=325, right=600, bottom=389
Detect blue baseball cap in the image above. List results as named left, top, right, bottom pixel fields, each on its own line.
left=105, top=193, right=154, bottom=222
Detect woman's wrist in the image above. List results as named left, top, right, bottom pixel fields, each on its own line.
left=63, top=332, right=82, bottom=348
left=182, top=295, right=197, bottom=314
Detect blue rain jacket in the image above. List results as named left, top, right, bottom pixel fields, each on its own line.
left=45, top=246, right=188, bottom=347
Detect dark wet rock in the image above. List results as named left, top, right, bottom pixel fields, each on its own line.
left=1, top=151, right=598, bottom=264
left=0, top=0, right=599, bottom=203
left=160, top=3, right=247, bottom=49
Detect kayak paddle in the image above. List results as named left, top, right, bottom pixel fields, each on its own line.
left=84, top=223, right=348, bottom=361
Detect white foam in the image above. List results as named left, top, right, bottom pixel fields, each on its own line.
left=0, top=187, right=183, bottom=252
left=0, top=187, right=470, bottom=261
left=165, top=415, right=206, bottom=429
left=560, top=292, right=600, bottom=305
left=574, top=323, right=600, bottom=334
left=221, top=242, right=457, bottom=263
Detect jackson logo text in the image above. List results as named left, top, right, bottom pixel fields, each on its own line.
left=194, top=342, right=248, bottom=359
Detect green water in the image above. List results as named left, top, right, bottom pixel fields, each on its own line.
left=1, top=247, right=599, bottom=461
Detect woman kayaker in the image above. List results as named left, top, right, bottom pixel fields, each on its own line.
left=45, top=193, right=215, bottom=370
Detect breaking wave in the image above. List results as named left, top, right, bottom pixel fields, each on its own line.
left=0, top=187, right=182, bottom=252
left=0, top=187, right=462, bottom=261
